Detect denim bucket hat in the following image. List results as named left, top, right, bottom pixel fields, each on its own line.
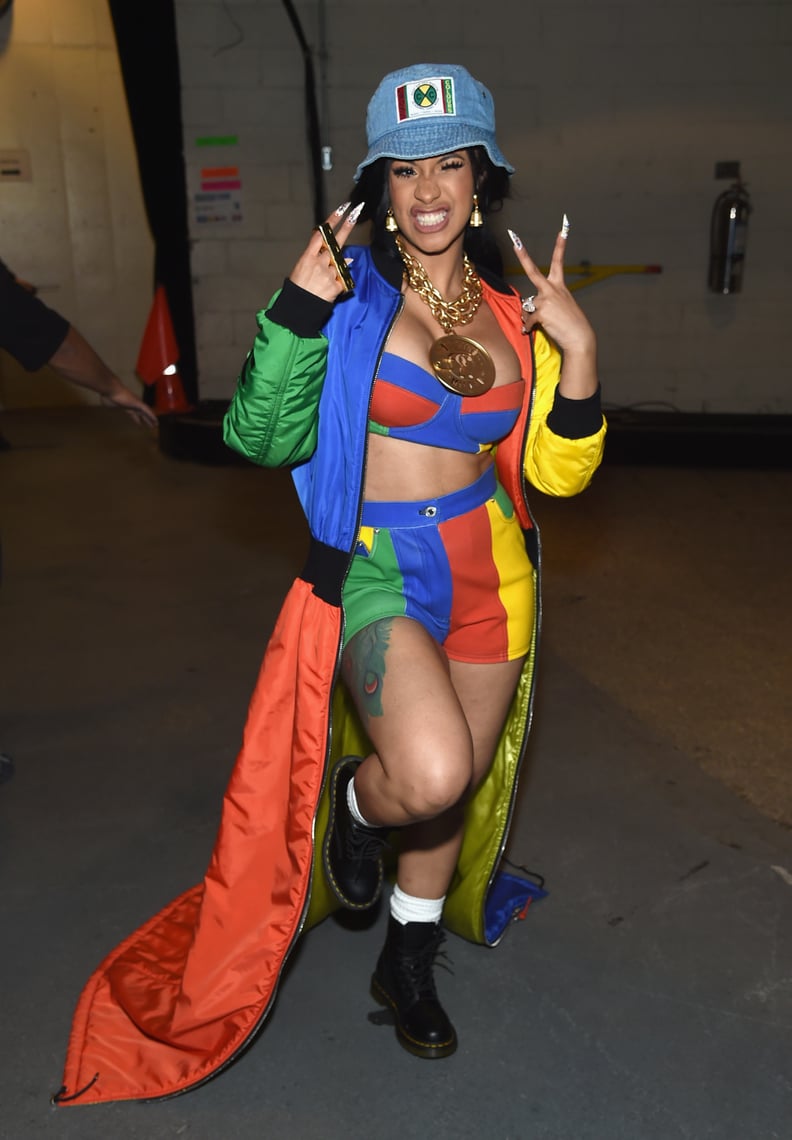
left=354, top=63, right=514, bottom=181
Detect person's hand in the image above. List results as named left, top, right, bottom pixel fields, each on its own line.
left=508, top=220, right=596, bottom=358
left=288, top=202, right=364, bottom=301
left=49, top=326, right=159, bottom=427
left=104, top=380, right=159, bottom=428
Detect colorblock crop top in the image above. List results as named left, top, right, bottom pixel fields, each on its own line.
left=368, top=352, right=524, bottom=454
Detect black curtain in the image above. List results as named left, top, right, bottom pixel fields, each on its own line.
left=280, top=0, right=325, bottom=223
left=108, top=0, right=198, bottom=402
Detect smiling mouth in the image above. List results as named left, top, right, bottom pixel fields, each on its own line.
left=413, top=209, right=448, bottom=228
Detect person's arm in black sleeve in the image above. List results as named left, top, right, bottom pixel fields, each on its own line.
left=0, top=258, right=70, bottom=371
left=0, top=258, right=157, bottom=428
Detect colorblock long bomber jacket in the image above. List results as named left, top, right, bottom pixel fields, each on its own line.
left=55, top=244, right=606, bottom=1107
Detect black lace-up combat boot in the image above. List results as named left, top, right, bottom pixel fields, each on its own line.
left=371, top=915, right=458, bottom=1058
left=323, top=756, right=390, bottom=909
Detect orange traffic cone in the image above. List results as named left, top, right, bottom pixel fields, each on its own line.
left=136, top=285, right=193, bottom=415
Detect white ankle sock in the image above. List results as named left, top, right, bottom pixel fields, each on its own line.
left=347, top=775, right=376, bottom=829
left=390, top=884, right=445, bottom=926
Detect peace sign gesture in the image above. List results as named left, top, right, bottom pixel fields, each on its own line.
left=289, top=201, right=364, bottom=302
left=508, top=218, right=596, bottom=359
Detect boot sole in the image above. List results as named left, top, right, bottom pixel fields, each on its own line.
left=322, top=759, right=383, bottom=911
left=370, top=975, right=458, bottom=1059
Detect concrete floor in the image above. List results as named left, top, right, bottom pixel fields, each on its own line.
left=1, top=408, right=791, bottom=1140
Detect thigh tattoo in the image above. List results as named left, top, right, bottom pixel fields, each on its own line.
left=341, top=618, right=393, bottom=719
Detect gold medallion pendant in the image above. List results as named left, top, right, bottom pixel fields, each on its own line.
left=429, top=334, right=496, bottom=395
left=395, top=236, right=496, bottom=397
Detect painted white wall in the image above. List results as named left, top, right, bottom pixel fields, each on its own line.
left=0, top=0, right=153, bottom=410
left=177, top=0, right=792, bottom=414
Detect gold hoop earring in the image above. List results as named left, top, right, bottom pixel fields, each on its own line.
left=385, top=208, right=399, bottom=233
left=469, top=194, right=483, bottom=228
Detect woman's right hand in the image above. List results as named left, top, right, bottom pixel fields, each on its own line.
left=288, top=202, right=364, bottom=301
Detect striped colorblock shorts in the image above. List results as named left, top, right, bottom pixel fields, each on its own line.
left=341, top=466, right=534, bottom=664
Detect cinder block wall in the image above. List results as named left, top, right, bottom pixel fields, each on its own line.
left=177, top=0, right=791, bottom=413
left=0, top=0, right=153, bottom=410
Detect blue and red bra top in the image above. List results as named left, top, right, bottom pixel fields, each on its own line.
left=368, top=352, right=524, bottom=454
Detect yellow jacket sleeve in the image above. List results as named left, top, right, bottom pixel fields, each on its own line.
left=523, top=330, right=606, bottom=497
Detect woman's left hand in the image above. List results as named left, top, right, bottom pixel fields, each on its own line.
left=508, top=224, right=596, bottom=358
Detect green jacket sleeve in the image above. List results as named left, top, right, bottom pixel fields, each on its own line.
left=223, top=292, right=329, bottom=468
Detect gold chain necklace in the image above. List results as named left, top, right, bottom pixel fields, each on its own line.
left=395, top=236, right=495, bottom=395
left=395, top=236, right=483, bottom=331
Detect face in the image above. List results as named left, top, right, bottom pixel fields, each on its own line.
left=387, top=150, right=475, bottom=257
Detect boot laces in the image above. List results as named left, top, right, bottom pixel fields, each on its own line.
left=396, top=927, right=452, bottom=1000
left=345, top=821, right=389, bottom=864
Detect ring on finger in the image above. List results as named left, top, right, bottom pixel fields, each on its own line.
left=522, top=295, right=537, bottom=314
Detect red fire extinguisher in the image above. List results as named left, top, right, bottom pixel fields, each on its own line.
left=708, top=163, right=751, bottom=294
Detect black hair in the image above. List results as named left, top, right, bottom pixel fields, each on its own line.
left=348, top=146, right=511, bottom=277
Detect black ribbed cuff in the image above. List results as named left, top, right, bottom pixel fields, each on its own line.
left=266, top=279, right=333, bottom=338
left=300, top=536, right=348, bottom=606
left=546, top=385, right=604, bottom=440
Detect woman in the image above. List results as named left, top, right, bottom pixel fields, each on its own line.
left=224, top=63, right=604, bottom=1057
left=55, top=64, right=604, bottom=1106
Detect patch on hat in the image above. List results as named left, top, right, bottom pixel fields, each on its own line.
left=395, top=77, right=456, bottom=123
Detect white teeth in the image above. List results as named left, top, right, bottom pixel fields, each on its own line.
left=415, top=211, right=447, bottom=226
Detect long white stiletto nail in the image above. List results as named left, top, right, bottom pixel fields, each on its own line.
left=346, top=202, right=365, bottom=225
left=507, top=228, right=523, bottom=250
left=561, top=213, right=570, bottom=239
left=335, top=201, right=351, bottom=216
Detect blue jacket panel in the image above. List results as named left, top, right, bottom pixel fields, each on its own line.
left=291, top=246, right=401, bottom=554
